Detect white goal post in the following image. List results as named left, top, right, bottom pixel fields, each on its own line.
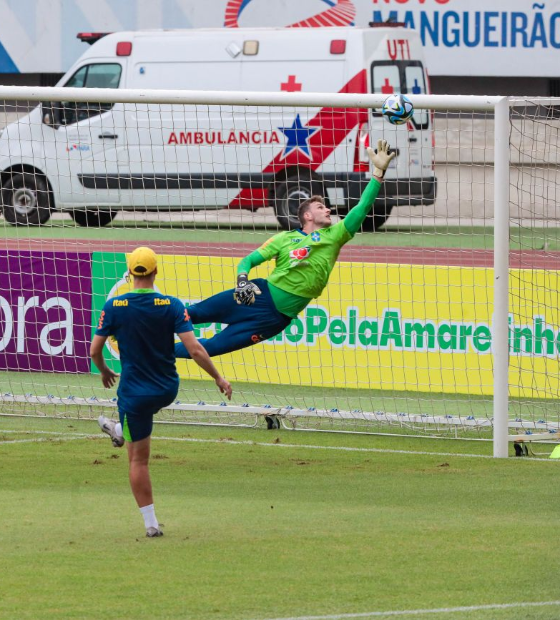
left=0, top=85, right=559, bottom=458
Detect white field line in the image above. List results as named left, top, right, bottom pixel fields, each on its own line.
left=262, top=600, right=560, bottom=620
left=0, top=431, right=97, bottom=445
left=0, top=437, right=89, bottom=445
left=0, top=429, right=91, bottom=435
left=151, top=436, right=557, bottom=462
left=0, top=429, right=554, bottom=462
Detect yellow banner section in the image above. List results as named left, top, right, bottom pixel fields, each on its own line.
left=154, top=254, right=560, bottom=399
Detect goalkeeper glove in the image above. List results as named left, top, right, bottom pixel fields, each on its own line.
left=367, top=139, right=396, bottom=179
left=234, top=274, right=261, bottom=305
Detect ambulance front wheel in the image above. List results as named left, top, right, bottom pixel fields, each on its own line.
left=1, top=172, right=52, bottom=226
left=273, top=177, right=324, bottom=231
left=70, top=209, right=116, bottom=227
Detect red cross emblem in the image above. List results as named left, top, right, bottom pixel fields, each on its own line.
left=381, top=78, right=394, bottom=94
left=281, top=75, right=302, bottom=92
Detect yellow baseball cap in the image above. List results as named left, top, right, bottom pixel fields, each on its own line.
left=128, top=246, right=157, bottom=276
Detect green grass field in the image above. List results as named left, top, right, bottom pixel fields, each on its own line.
left=1, top=416, right=559, bottom=620
left=2, top=217, right=560, bottom=618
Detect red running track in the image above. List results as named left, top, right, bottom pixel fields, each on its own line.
left=3, top=238, right=560, bottom=269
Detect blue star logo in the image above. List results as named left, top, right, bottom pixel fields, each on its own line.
left=311, top=232, right=321, bottom=242
left=278, top=114, right=320, bottom=159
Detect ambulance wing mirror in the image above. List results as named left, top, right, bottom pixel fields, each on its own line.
left=42, top=100, right=109, bottom=127
left=42, top=101, right=75, bottom=128
left=41, top=101, right=61, bottom=128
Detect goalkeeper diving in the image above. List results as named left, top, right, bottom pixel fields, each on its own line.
left=175, top=140, right=395, bottom=361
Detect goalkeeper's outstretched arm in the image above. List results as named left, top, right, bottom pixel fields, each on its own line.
left=343, top=139, right=396, bottom=236
left=237, top=250, right=266, bottom=276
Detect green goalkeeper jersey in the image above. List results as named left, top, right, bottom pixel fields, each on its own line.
left=259, top=220, right=350, bottom=296
left=238, top=177, right=382, bottom=317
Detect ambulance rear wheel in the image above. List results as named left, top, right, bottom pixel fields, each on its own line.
left=1, top=172, right=52, bottom=226
left=71, top=209, right=116, bottom=227
left=274, top=177, right=323, bottom=231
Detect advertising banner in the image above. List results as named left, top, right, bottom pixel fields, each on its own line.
left=0, top=250, right=92, bottom=373
left=0, top=1, right=557, bottom=77
left=367, top=0, right=560, bottom=77
left=92, top=251, right=560, bottom=399
left=4, top=248, right=558, bottom=400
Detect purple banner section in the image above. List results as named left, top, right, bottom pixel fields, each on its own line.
left=0, top=251, right=92, bottom=373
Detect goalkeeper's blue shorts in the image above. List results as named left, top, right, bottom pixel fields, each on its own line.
left=118, top=388, right=178, bottom=442
left=174, top=278, right=292, bottom=359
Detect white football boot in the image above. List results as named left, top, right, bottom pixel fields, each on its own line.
left=98, top=415, right=124, bottom=448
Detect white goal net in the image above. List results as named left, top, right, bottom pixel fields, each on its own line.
left=0, top=86, right=559, bottom=456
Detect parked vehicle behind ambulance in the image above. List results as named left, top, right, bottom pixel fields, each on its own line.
left=0, top=26, right=436, bottom=230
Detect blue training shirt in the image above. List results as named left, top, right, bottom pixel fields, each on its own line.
left=95, top=289, right=193, bottom=398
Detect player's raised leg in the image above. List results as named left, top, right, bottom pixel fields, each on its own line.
left=177, top=316, right=289, bottom=358
left=175, top=278, right=291, bottom=359
left=187, top=286, right=244, bottom=325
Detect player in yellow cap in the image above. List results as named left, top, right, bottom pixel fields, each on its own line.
left=91, top=246, right=232, bottom=538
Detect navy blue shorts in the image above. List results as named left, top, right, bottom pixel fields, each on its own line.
left=174, top=278, right=292, bottom=359
left=118, top=389, right=177, bottom=442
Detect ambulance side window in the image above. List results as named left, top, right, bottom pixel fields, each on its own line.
left=371, top=64, right=401, bottom=115
left=65, top=66, right=88, bottom=88
left=46, top=63, right=122, bottom=127
left=372, top=65, right=401, bottom=96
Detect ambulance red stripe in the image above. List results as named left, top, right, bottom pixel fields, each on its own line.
left=229, top=69, right=367, bottom=208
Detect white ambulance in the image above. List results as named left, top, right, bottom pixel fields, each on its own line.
left=0, top=26, right=436, bottom=230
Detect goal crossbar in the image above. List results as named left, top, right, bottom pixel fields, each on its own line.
left=0, top=85, right=501, bottom=111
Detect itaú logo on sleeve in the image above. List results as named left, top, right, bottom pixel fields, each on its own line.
left=168, top=130, right=280, bottom=145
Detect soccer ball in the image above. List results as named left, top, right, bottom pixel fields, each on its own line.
left=381, top=94, right=414, bottom=125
